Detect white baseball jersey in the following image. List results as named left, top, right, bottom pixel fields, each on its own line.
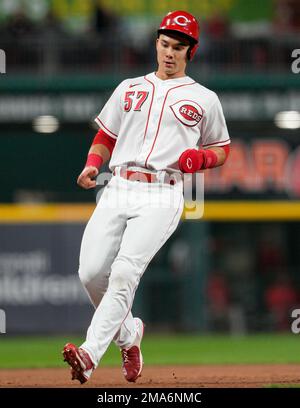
left=95, top=72, right=230, bottom=172
left=79, top=71, right=230, bottom=370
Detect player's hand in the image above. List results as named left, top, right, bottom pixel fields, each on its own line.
left=178, top=149, right=204, bottom=173
left=77, top=166, right=99, bottom=189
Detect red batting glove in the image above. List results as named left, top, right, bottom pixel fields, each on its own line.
left=178, top=149, right=204, bottom=173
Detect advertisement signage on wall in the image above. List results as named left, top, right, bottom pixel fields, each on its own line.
left=0, top=225, right=92, bottom=333
left=0, top=91, right=299, bottom=123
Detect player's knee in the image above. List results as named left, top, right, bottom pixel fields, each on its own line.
left=78, top=263, right=101, bottom=286
left=78, top=266, right=91, bottom=286
left=109, top=258, right=139, bottom=293
left=109, top=269, right=134, bottom=292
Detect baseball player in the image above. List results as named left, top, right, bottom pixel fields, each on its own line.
left=62, top=10, right=230, bottom=384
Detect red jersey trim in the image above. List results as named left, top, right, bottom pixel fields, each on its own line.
left=203, top=138, right=231, bottom=147
left=145, top=81, right=196, bottom=168
left=95, top=117, right=118, bottom=139
left=143, top=76, right=155, bottom=142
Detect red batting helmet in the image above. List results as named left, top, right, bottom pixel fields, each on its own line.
left=158, top=10, right=200, bottom=60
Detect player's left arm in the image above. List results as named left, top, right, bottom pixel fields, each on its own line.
left=178, top=145, right=230, bottom=173
left=179, top=95, right=230, bottom=173
left=205, top=145, right=230, bottom=167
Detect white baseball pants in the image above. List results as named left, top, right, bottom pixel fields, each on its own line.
left=79, top=174, right=183, bottom=366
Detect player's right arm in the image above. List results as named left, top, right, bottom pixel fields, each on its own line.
left=77, top=129, right=116, bottom=189
left=78, top=80, right=126, bottom=189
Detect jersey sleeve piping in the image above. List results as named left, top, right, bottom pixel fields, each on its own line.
left=203, top=139, right=231, bottom=147
left=95, top=117, right=118, bottom=140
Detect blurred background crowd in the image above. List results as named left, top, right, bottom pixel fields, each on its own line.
left=0, top=0, right=299, bottom=74
left=0, top=0, right=300, bottom=335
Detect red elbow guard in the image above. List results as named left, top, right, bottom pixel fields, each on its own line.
left=220, top=144, right=230, bottom=160
left=92, top=129, right=116, bottom=156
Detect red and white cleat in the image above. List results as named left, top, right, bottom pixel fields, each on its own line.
left=121, top=317, right=144, bottom=382
left=62, top=343, right=94, bottom=384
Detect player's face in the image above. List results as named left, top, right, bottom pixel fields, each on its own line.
left=156, top=34, right=189, bottom=79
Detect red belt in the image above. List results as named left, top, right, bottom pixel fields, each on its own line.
left=115, top=169, right=177, bottom=185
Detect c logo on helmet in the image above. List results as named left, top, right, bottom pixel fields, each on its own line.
left=174, top=15, right=189, bottom=27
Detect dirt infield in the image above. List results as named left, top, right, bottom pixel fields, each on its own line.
left=0, top=365, right=300, bottom=388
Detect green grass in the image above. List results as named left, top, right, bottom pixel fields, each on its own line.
left=0, top=333, right=299, bottom=369
left=265, top=384, right=300, bottom=388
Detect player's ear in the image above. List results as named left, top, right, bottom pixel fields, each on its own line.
left=155, top=37, right=160, bottom=53
left=186, top=47, right=191, bottom=61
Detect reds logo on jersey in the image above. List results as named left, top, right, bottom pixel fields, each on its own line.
left=170, top=100, right=203, bottom=127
